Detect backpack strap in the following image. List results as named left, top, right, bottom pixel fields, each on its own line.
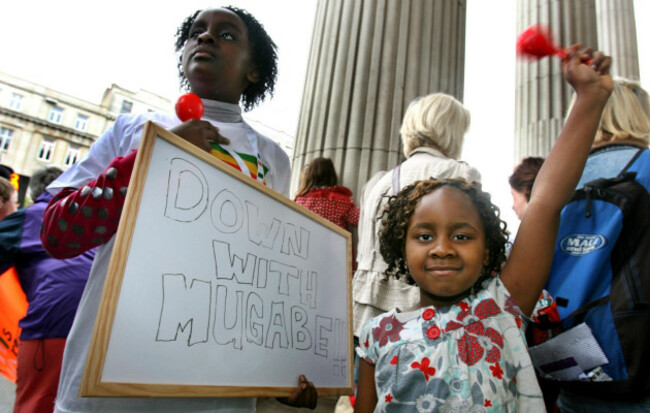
left=565, top=295, right=610, bottom=324
left=615, top=148, right=645, bottom=179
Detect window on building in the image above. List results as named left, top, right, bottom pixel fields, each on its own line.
left=74, top=114, right=89, bottom=131
left=0, top=127, right=13, bottom=151
left=120, top=100, right=133, bottom=114
left=9, top=93, right=22, bottom=111
left=64, top=146, right=80, bottom=166
left=48, top=107, right=64, bottom=124
left=37, top=139, right=55, bottom=162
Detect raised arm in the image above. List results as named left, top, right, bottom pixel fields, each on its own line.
left=501, top=45, right=613, bottom=316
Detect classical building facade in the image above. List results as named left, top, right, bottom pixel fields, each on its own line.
left=294, top=1, right=641, bottom=197
left=291, top=0, right=468, bottom=197
left=0, top=71, right=171, bottom=203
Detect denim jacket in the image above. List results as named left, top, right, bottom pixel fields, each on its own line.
left=577, top=144, right=646, bottom=189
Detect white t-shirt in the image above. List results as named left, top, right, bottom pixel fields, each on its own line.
left=50, top=112, right=291, bottom=196
left=49, top=111, right=290, bottom=413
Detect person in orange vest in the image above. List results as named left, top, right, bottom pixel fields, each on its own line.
left=0, top=166, right=96, bottom=413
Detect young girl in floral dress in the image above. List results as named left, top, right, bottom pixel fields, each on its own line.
left=354, top=45, right=612, bottom=412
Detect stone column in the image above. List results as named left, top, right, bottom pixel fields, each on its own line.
left=596, top=0, right=640, bottom=79
left=514, top=0, right=598, bottom=160
left=291, top=0, right=467, bottom=198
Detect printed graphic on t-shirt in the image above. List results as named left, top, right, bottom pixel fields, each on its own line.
left=209, top=142, right=269, bottom=184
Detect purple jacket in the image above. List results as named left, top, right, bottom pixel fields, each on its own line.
left=0, top=193, right=95, bottom=340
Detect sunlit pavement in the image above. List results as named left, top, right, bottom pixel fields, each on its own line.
left=0, top=377, right=357, bottom=413
left=0, top=376, right=15, bottom=413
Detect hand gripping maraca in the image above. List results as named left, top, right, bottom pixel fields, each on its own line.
left=175, top=93, right=204, bottom=121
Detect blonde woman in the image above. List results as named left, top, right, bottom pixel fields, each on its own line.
left=574, top=78, right=649, bottom=189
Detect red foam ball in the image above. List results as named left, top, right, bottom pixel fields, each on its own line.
left=175, top=93, right=204, bottom=121
left=516, top=25, right=561, bottom=60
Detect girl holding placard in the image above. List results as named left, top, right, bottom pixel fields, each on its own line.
left=40, top=7, right=316, bottom=413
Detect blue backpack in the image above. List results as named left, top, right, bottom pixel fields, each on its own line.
left=544, top=148, right=650, bottom=398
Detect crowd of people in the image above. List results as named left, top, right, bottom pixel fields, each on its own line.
left=0, top=5, right=648, bottom=413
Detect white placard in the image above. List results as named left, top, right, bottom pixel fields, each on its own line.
left=81, top=122, right=353, bottom=397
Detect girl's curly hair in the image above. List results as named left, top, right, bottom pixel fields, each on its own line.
left=174, top=6, right=278, bottom=111
left=379, top=178, right=509, bottom=285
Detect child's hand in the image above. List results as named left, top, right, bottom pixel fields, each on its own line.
left=563, top=44, right=613, bottom=102
left=276, top=374, right=318, bottom=410
left=169, top=120, right=230, bottom=152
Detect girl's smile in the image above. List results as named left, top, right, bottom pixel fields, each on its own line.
left=405, top=186, right=489, bottom=307
left=425, top=265, right=462, bottom=276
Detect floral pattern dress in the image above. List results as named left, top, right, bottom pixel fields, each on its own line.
left=356, top=277, right=545, bottom=412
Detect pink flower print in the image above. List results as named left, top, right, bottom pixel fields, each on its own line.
left=465, top=321, right=485, bottom=336
left=457, top=332, right=484, bottom=365
left=504, top=296, right=523, bottom=328
left=411, top=357, right=436, bottom=381
left=474, top=299, right=501, bottom=319
left=463, top=324, right=503, bottom=364
left=372, top=314, right=404, bottom=346
left=504, top=296, right=519, bottom=316
left=490, top=363, right=504, bottom=379
left=483, top=327, right=504, bottom=348
left=485, top=346, right=501, bottom=364
left=458, top=301, right=471, bottom=321
left=448, top=299, right=506, bottom=366
left=445, top=320, right=463, bottom=332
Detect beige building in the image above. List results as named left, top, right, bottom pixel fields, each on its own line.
left=0, top=71, right=171, bottom=202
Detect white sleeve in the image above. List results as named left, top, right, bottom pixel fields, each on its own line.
left=47, top=115, right=136, bottom=193
left=47, top=113, right=177, bottom=194
left=456, top=162, right=482, bottom=183
left=249, top=125, right=291, bottom=198
left=272, top=148, right=291, bottom=198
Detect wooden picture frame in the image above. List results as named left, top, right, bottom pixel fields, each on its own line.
left=80, top=122, right=353, bottom=398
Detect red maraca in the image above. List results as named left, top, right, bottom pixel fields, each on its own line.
left=175, top=93, right=204, bottom=121
left=516, top=25, right=568, bottom=61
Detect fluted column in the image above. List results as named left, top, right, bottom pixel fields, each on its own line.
left=596, top=0, right=640, bottom=79
left=291, top=0, right=467, bottom=198
left=514, top=0, right=598, bottom=161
